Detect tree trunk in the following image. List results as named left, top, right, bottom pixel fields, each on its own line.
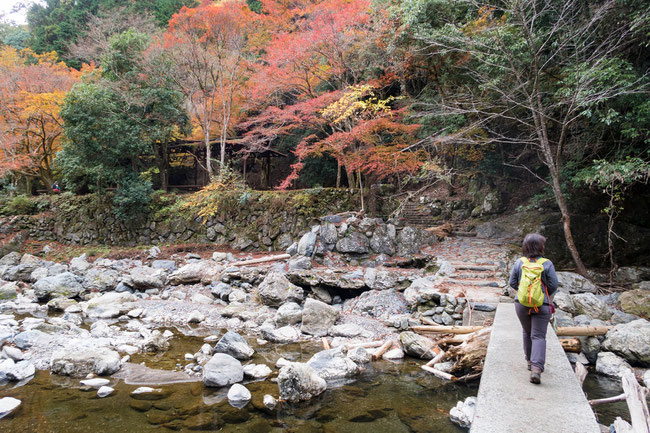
left=549, top=166, right=589, bottom=276
left=205, top=132, right=213, bottom=178
left=336, top=161, right=342, bottom=188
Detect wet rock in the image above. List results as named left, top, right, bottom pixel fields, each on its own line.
left=227, top=383, right=251, bottom=405
left=301, top=298, right=339, bottom=337
left=260, top=325, right=301, bottom=344
left=257, top=272, right=304, bottom=307
left=329, top=323, right=363, bottom=338
left=556, top=272, right=597, bottom=294
left=618, top=289, right=650, bottom=317
left=277, top=363, right=327, bottom=402
left=595, top=352, right=633, bottom=377
left=274, top=302, right=302, bottom=327
left=33, top=272, right=83, bottom=301
left=336, top=232, right=369, bottom=254
left=601, top=319, right=650, bottom=366
left=572, top=293, right=611, bottom=320
left=579, top=336, right=601, bottom=364
left=243, top=364, right=272, bottom=379
left=12, top=329, right=48, bottom=349
left=97, top=386, right=114, bottom=398
left=51, top=347, right=121, bottom=377
left=400, top=332, right=437, bottom=360
left=202, top=353, right=244, bottom=387
left=347, top=347, right=371, bottom=364
left=0, top=359, right=35, bottom=381
left=80, top=378, right=110, bottom=388
left=131, top=387, right=166, bottom=400
left=383, top=348, right=405, bottom=360
left=143, top=331, right=170, bottom=353
left=263, top=394, right=277, bottom=410
left=84, top=292, right=137, bottom=319
left=213, top=331, right=254, bottom=360
left=450, top=396, right=477, bottom=429
left=129, top=267, right=166, bottom=290
left=307, top=348, right=360, bottom=381
left=0, top=397, right=21, bottom=419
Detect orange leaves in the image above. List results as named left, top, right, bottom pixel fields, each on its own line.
left=0, top=47, right=83, bottom=182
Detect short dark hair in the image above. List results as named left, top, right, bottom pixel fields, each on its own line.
left=522, top=233, right=546, bottom=257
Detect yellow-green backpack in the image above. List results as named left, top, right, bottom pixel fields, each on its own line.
left=517, top=257, right=548, bottom=310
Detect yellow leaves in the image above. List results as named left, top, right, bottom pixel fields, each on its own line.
left=463, top=6, right=504, bottom=36
left=320, top=84, right=401, bottom=126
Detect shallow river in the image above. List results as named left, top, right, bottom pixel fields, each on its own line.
left=0, top=328, right=633, bottom=432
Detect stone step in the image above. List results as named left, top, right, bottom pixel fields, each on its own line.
left=443, top=278, right=502, bottom=287
left=453, top=272, right=500, bottom=279
left=448, top=264, right=499, bottom=272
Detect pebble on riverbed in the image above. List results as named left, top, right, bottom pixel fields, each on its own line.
left=97, top=386, right=114, bottom=398
left=0, top=397, right=21, bottom=419
left=80, top=378, right=110, bottom=388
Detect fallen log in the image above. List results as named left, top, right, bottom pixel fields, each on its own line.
left=447, top=327, right=492, bottom=375
left=421, top=364, right=456, bottom=381
left=621, top=369, right=650, bottom=433
left=437, top=334, right=472, bottom=345
left=575, top=362, right=588, bottom=388
left=589, top=393, right=627, bottom=406
left=560, top=338, right=581, bottom=353
left=412, top=325, right=485, bottom=334
left=555, top=326, right=612, bottom=336
left=345, top=340, right=384, bottom=350
left=372, top=340, right=393, bottom=361
left=230, top=254, right=291, bottom=267
left=322, top=338, right=330, bottom=350
left=613, top=418, right=633, bottom=433
left=425, top=350, right=447, bottom=367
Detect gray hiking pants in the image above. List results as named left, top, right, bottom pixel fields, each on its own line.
left=514, top=302, right=552, bottom=371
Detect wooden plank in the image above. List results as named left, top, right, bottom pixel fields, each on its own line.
left=230, top=254, right=291, bottom=267
left=621, top=370, right=650, bottom=433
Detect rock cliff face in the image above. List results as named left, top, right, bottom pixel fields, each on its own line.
left=0, top=189, right=357, bottom=250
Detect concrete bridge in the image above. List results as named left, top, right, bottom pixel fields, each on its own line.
left=470, top=303, right=601, bottom=433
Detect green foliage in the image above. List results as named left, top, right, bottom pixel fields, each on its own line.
left=0, top=24, right=30, bottom=50
left=1, top=194, right=37, bottom=215
left=112, top=174, right=154, bottom=221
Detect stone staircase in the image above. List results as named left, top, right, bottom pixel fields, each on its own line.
left=399, top=203, right=437, bottom=227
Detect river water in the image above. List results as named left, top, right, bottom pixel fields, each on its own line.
left=0, top=325, right=637, bottom=432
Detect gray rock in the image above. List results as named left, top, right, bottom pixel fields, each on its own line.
left=297, top=232, right=317, bottom=257
left=619, top=289, right=650, bottom=317
left=370, top=225, right=396, bottom=255
left=307, top=348, right=360, bottom=381
left=580, top=336, right=601, bottom=364
left=595, top=352, right=633, bottom=377
left=33, top=272, right=83, bottom=301
left=342, top=289, right=408, bottom=320
left=263, top=394, right=277, bottom=409
left=142, top=331, right=170, bottom=353
left=553, top=291, right=576, bottom=314
left=0, top=397, right=21, bottom=419
left=82, top=268, right=119, bottom=292
left=0, top=359, right=35, bottom=381
left=242, top=364, right=272, bottom=379
left=286, top=242, right=298, bottom=256
left=274, top=302, right=302, bottom=327
left=0, top=252, right=21, bottom=266
left=601, top=319, right=650, bottom=366
left=556, top=272, right=597, bottom=294
left=187, top=310, right=205, bottom=323
left=336, top=232, right=369, bottom=254
left=397, top=226, right=427, bottom=256
left=80, top=378, right=110, bottom=388
left=97, top=386, right=114, bottom=398
left=227, top=383, right=251, bottom=405
left=202, top=353, right=244, bottom=387
left=399, top=331, right=437, bottom=359
left=213, top=331, right=254, bottom=360
left=3, top=263, right=38, bottom=282
left=151, top=260, right=176, bottom=272
left=211, top=282, right=233, bottom=301
left=363, top=268, right=398, bottom=290
left=329, top=323, right=363, bottom=338
left=51, top=347, right=121, bottom=377
left=0, top=282, right=18, bottom=301
left=261, top=325, right=301, bottom=344
left=12, top=329, right=48, bottom=349
left=1, top=346, right=24, bottom=361
left=169, top=262, right=215, bottom=285
left=277, top=362, right=327, bottom=402
left=572, top=293, right=611, bottom=320
left=70, top=256, right=90, bottom=275
left=347, top=347, right=371, bottom=364
left=129, top=267, right=166, bottom=289
left=320, top=223, right=338, bottom=245
left=288, top=256, right=312, bottom=271
left=610, top=310, right=640, bottom=325
left=450, top=396, right=477, bottom=429
left=257, top=272, right=304, bottom=307
left=301, top=298, right=339, bottom=337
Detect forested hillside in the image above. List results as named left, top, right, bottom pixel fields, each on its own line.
left=0, top=0, right=649, bottom=272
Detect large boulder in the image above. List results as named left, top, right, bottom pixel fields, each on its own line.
left=84, top=292, right=137, bottom=319
left=556, top=272, right=597, bottom=294
left=400, top=331, right=437, bottom=360
left=202, top=353, right=244, bottom=387
left=0, top=282, right=18, bottom=301
left=595, top=352, right=633, bottom=377
left=33, top=272, right=83, bottom=300
left=370, top=225, right=396, bottom=255
left=572, top=293, right=611, bottom=320
left=277, top=363, right=327, bottom=403
left=301, top=298, right=339, bottom=337
left=69, top=256, right=91, bottom=275
left=51, top=347, right=121, bottom=377
left=396, top=227, right=427, bottom=257
left=0, top=359, right=35, bottom=381
left=274, top=302, right=302, bottom=327
left=169, top=262, right=219, bottom=285
left=618, top=289, right=650, bottom=317
left=129, top=267, right=166, bottom=290
left=82, top=268, right=119, bottom=292
left=336, top=232, right=369, bottom=254
left=261, top=325, right=301, bottom=344
left=306, top=348, right=360, bottom=381
left=320, top=223, right=339, bottom=246
left=364, top=268, right=399, bottom=290
left=213, top=331, right=254, bottom=360
left=257, top=272, right=304, bottom=307
left=342, top=289, right=408, bottom=320
left=552, top=291, right=577, bottom=314
left=0, top=252, right=21, bottom=267
left=601, top=319, right=650, bottom=366
left=450, top=396, right=477, bottom=429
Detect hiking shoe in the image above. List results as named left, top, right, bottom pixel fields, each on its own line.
left=530, top=366, right=542, bottom=384
left=527, top=361, right=532, bottom=371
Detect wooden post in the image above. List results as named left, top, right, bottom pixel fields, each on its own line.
left=589, top=393, right=627, bottom=406
left=555, top=326, right=612, bottom=336
left=559, top=338, right=581, bottom=353
left=621, top=370, right=650, bottom=433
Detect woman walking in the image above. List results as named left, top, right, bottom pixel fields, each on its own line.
left=509, top=233, right=559, bottom=384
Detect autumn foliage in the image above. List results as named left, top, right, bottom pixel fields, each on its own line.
left=0, top=48, right=87, bottom=188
